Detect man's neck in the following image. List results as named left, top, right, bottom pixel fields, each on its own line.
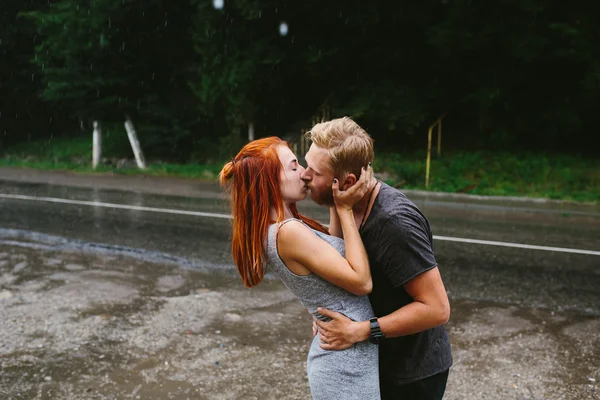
left=352, top=180, right=380, bottom=217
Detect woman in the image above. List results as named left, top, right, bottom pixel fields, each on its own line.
left=219, top=137, right=380, bottom=399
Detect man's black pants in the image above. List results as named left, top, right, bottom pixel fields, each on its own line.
left=380, top=369, right=449, bottom=400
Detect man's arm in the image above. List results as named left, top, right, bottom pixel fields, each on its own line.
left=380, top=266, right=450, bottom=335
left=316, top=267, right=450, bottom=349
left=317, top=203, right=449, bottom=350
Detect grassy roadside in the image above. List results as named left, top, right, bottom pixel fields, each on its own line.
left=0, top=158, right=223, bottom=180
left=2, top=136, right=598, bottom=203
left=0, top=136, right=223, bottom=180
left=376, top=151, right=599, bottom=203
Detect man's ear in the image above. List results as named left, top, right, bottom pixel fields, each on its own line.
left=340, top=173, right=357, bottom=191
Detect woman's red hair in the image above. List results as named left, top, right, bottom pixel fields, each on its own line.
left=219, top=137, right=328, bottom=287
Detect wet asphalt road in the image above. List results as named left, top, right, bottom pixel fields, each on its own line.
left=0, top=170, right=599, bottom=399
left=1, top=178, right=598, bottom=315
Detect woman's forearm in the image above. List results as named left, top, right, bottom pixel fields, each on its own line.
left=337, top=208, right=371, bottom=285
left=328, top=207, right=343, bottom=238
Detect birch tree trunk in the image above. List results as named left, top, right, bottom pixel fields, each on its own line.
left=92, top=121, right=102, bottom=169
left=124, top=116, right=146, bottom=169
left=248, top=122, right=255, bottom=142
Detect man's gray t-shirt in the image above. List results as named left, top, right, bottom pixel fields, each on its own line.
left=360, top=182, right=452, bottom=384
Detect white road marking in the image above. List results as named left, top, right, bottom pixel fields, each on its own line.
left=433, top=235, right=599, bottom=256
left=2, top=193, right=599, bottom=256
left=0, top=193, right=231, bottom=219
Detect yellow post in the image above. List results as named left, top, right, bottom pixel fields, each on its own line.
left=425, top=114, right=446, bottom=187
left=437, top=118, right=442, bottom=156
left=425, top=125, right=433, bottom=188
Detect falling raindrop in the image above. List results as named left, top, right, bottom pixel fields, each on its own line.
left=279, top=22, right=289, bottom=36
left=213, top=0, right=224, bottom=10
left=31, top=73, right=35, bottom=81
left=108, top=17, right=112, bottom=28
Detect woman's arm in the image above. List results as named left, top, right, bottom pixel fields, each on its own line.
left=278, top=214, right=371, bottom=296
left=328, top=207, right=342, bottom=238
left=277, top=169, right=373, bottom=295
left=328, top=164, right=373, bottom=239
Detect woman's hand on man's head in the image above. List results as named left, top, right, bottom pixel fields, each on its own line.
left=332, top=164, right=374, bottom=211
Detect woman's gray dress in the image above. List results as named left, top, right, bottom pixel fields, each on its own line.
left=266, top=219, right=380, bottom=399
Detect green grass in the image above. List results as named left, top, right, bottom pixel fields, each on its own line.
left=0, top=157, right=222, bottom=180
left=1, top=135, right=221, bottom=180
left=2, top=137, right=598, bottom=203
left=375, top=151, right=599, bottom=203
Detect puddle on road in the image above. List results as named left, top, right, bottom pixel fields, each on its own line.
left=446, top=300, right=599, bottom=399
left=0, top=236, right=312, bottom=400
left=0, top=235, right=598, bottom=399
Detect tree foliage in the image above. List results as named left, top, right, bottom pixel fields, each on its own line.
left=1, top=0, right=598, bottom=158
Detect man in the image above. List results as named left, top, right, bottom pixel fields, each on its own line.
left=300, top=117, right=452, bottom=400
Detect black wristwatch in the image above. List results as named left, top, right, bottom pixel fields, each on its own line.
left=369, top=317, right=385, bottom=344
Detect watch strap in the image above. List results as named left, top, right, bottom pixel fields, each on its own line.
left=369, top=317, right=385, bottom=344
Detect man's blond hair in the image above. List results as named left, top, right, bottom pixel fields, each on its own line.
left=307, top=116, right=374, bottom=178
